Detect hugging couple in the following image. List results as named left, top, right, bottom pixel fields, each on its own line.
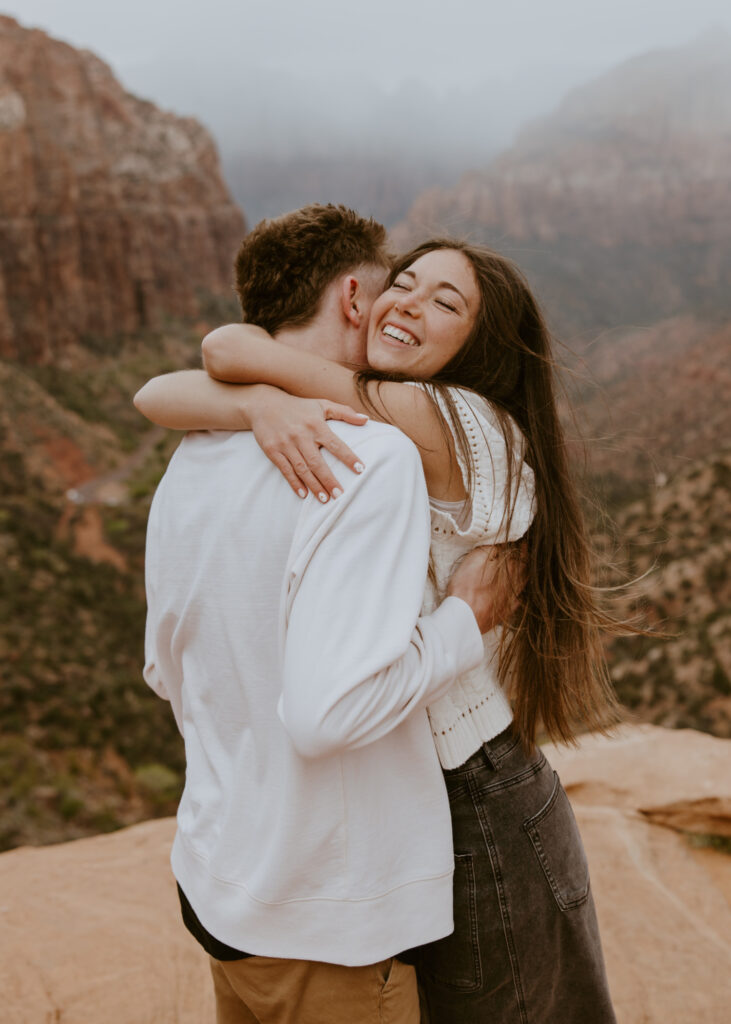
left=136, top=204, right=618, bottom=1023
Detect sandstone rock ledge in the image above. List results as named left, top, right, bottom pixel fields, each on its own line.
left=1, top=725, right=729, bottom=1023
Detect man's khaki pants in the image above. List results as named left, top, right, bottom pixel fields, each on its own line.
left=209, top=954, right=420, bottom=1024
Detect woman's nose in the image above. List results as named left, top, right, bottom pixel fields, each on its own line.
left=395, top=294, right=420, bottom=316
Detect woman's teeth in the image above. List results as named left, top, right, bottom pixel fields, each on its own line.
left=383, top=324, right=419, bottom=346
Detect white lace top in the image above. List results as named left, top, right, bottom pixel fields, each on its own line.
left=421, top=386, right=536, bottom=768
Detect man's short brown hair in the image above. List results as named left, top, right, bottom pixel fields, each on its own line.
left=234, top=204, right=390, bottom=335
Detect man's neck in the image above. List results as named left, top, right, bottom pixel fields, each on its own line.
left=275, top=319, right=357, bottom=365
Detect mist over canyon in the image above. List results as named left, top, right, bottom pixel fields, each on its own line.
left=0, top=14, right=729, bottom=855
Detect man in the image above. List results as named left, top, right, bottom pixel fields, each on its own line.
left=140, top=205, right=504, bottom=1023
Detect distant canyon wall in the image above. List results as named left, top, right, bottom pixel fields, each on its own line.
left=0, top=16, right=246, bottom=365
left=393, top=33, right=731, bottom=335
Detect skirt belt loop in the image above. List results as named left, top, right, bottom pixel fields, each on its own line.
left=481, top=740, right=501, bottom=771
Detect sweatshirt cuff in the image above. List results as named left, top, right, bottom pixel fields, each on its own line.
left=429, top=596, right=485, bottom=675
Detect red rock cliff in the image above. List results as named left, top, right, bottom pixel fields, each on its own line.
left=0, top=16, right=246, bottom=364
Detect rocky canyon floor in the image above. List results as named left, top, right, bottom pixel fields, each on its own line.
left=0, top=725, right=729, bottom=1023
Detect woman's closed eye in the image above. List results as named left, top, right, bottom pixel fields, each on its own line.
left=393, top=280, right=458, bottom=312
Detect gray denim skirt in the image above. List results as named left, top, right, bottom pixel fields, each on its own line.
left=411, top=726, right=617, bottom=1023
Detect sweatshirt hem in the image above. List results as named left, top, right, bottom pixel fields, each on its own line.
left=171, top=834, right=454, bottom=966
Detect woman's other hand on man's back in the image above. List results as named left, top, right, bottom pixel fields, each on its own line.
left=447, top=543, right=527, bottom=634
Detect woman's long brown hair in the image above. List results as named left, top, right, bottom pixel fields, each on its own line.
left=358, top=238, right=624, bottom=750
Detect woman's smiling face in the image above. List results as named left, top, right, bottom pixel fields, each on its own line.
left=366, top=249, right=480, bottom=378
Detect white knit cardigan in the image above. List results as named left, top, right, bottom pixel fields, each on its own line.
left=421, top=387, right=535, bottom=769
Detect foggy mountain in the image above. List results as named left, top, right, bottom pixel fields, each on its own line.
left=123, top=55, right=596, bottom=227
left=175, top=72, right=508, bottom=226
left=206, top=28, right=731, bottom=229
left=392, top=30, right=731, bottom=333
left=512, top=27, right=731, bottom=150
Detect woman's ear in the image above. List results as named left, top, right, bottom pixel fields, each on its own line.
left=340, top=275, right=362, bottom=327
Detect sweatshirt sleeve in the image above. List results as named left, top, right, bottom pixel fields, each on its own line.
left=142, top=496, right=167, bottom=701
left=278, top=426, right=484, bottom=759
left=142, top=485, right=185, bottom=735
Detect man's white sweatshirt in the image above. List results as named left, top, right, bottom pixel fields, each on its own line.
left=143, top=422, right=484, bottom=966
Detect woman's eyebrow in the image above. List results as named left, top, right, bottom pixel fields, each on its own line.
left=400, top=269, right=469, bottom=307
left=437, top=282, right=468, bottom=306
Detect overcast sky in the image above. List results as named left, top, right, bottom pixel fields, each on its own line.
left=7, top=1, right=731, bottom=91
left=5, top=1, right=731, bottom=161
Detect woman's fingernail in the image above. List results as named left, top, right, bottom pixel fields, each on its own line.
left=354, top=462, right=365, bottom=474
left=332, top=487, right=343, bottom=499
left=318, top=492, right=329, bottom=503
left=297, top=488, right=307, bottom=498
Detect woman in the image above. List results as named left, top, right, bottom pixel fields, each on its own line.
left=136, top=240, right=618, bottom=1022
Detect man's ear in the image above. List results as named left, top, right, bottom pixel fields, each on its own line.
left=340, top=275, right=363, bottom=327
